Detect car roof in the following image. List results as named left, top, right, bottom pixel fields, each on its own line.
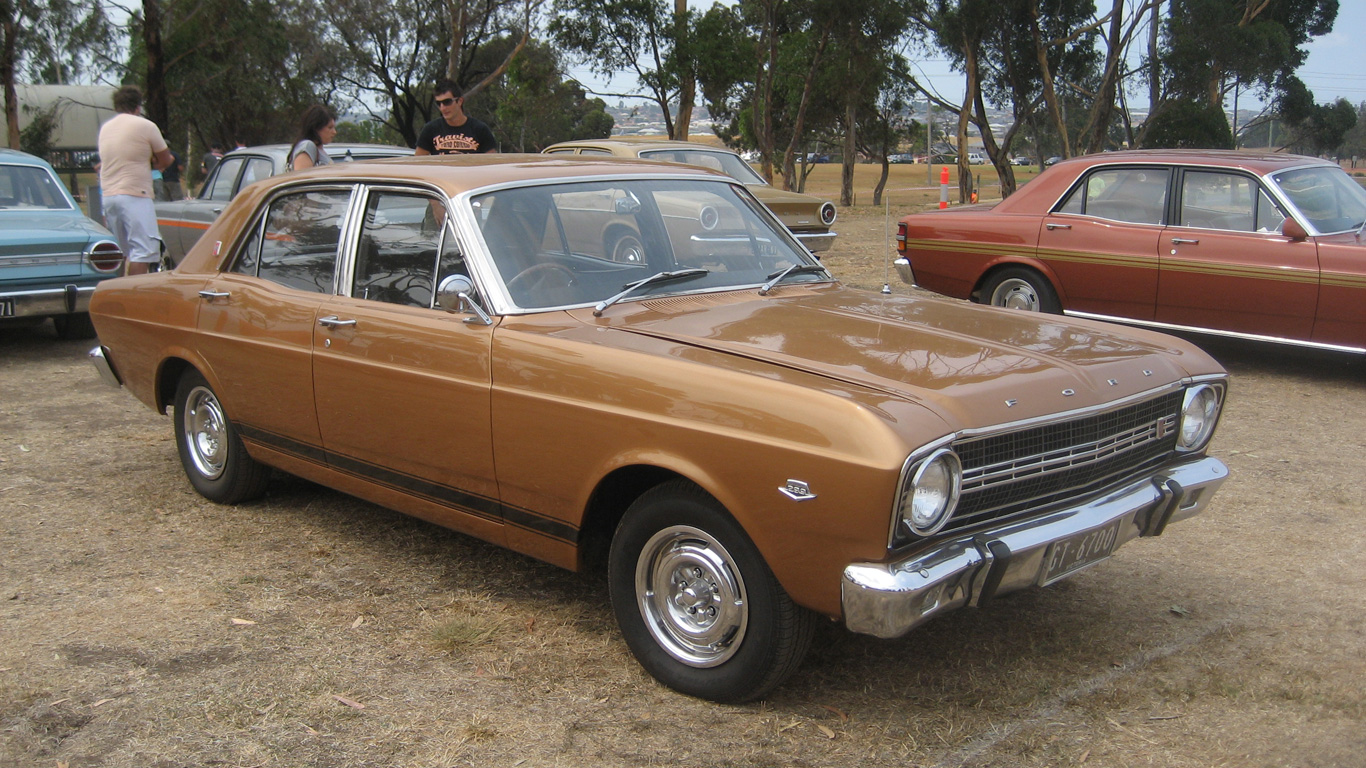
left=1052, top=149, right=1335, bottom=175
left=249, top=152, right=727, bottom=196
left=545, top=138, right=740, bottom=155
left=0, top=147, right=59, bottom=169
left=222, top=143, right=415, bottom=162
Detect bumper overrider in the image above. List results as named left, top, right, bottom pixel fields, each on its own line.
left=842, top=455, right=1228, bottom=639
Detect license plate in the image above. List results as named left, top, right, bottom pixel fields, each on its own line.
left=0, top=298, right=13, bottom=318
left=1041, top=519, right=1122, bottom=585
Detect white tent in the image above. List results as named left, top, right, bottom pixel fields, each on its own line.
left=17, top=84, right=117, bottom=149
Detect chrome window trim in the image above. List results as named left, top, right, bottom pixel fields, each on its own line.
left=447, top=173, right=828, bottom=317
left=1171, top=168, right=1289, bottom=235
left=344, top=183, right=474, bottom=310
left=1262, top=162, right=1366, bottom=236
left=1047, top=163, right=1173, bottom=226
left=0, top=161, right=78, bottom=210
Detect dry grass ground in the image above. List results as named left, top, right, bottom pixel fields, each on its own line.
left=3, top=164, right=1365, bottom=767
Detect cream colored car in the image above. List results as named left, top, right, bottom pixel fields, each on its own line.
left=544, top=139, right=838, bottom=253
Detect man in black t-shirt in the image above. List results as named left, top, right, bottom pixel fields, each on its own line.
left=415, top=79, right=497, bottom=155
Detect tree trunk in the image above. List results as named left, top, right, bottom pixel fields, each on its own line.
left=1083, top=0, right=1125, bottom=154
left=755, top=0, right=777, bottom=183
left=1030, top=6, right=1070, bottom=159
left=955, top=36, right=978, bottom=203
left=2, top=0, right=18, bottom=149
left=447, top=0, right=466, bottom=83
left=974, top=87, right=1015, bottom=198
left=671, top=0, right=694, bottom=140
left=144, top=0, right=169, bottom=132
left=780, top=24, right=831, bottom=191
left=841, top=99, right=855, bottom=206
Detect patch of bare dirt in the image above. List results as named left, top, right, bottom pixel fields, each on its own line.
left=3, top=169, right=1364, bottom=766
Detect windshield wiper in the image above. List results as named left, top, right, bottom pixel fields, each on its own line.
left=593, top=268, right=710, bottom=316
left=758, top=263, right=828, bottom=295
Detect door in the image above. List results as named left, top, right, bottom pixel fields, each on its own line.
left=193, top=185, right=354, bottom=454
left=1039, top=166, right=1169, bottom=319
left=1156, top=169, right=1319, bottom=340
left=311, top=188, right=502, bottom=534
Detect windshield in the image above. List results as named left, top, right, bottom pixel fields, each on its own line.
left=0, top=164, right=74, bottom=210
left=638, top=149, right=768, bottom=186
left=469, top=178, right=825, bottom=310
left=1269, top=166, right=1366, bottom=234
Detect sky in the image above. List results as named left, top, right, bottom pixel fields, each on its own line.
left=565, top=1, right=1366, bottom=115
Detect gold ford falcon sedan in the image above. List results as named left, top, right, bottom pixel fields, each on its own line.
left=89, top=154, right=1230, bottom=703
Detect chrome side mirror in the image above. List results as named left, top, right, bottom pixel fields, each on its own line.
left=436, top=274, right=492, bottom=325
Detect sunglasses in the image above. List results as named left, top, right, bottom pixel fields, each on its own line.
left=435, top=97, right=457, bottom=107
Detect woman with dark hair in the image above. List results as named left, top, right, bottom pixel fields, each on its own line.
left=290, top=104, right=337, bottom=170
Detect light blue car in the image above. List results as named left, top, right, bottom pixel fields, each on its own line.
left=0, top=148, right=123, bottom=339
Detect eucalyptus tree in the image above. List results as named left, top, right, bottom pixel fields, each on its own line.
left=1141, top=0, right=1338, bottom=148
left=549, top=0, right=697, bottom=139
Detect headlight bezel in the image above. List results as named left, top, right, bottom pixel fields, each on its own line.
left=1176, top=382, right=1224, bottom=453
left=892, top=445, right=962, bottom=543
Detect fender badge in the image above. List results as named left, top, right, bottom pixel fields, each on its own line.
left=1004, top=398, right=1018, bottom=408
left=1062, top=388, right=1076, bottom=396
left=779, top=480, right=817, bottom=502
left=1107, top=379, right=1119, bottom=387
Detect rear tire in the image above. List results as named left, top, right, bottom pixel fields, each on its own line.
left=173, top=370, right=270, bottom=504
left=982, top=267, right=1061, bottom=313
left=609, top=479, right=815, bottom=703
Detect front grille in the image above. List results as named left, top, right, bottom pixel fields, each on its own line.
left=945, top=390, right=1184, bottom=531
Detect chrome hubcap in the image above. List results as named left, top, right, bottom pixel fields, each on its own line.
left=184, top=386, right=227, bottom=480
left=636, top=525, right=747, bottom=667
left=991, top=278, right=1041, bottom=311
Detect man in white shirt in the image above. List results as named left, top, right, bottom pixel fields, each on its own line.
left=98, top=86, right=173, bottom=275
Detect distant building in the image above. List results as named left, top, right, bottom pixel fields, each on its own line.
left=15, top=84, right=117, bottom=166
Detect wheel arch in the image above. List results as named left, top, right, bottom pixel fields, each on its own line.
left=972, top=258, right=1067, bottom=306
left=576, top=464, right=692, bottom=574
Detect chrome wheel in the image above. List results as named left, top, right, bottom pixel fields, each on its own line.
left=635, top=524, right=748, bottom=667
left=990, top=277, right=1043, bottom=311
left=610, top=233, right=645, bottom=263
left=183, top=385, right=227, bottom=480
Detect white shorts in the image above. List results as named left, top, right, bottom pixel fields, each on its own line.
left=103, top=194, right=163, bottom=264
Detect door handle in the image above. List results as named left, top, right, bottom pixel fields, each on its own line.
left=1170, top=237, right=1200, bottom=245
left=1045, top=223, right=1072, bottom=230
left=317, top=315, right=357, bottom=328
left=197, top=290, right=230, bottom=300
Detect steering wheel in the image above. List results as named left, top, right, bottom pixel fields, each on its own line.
left=506, top=262, right=577, bottom=297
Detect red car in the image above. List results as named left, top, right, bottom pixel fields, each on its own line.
left=895, top=150, right=1366, bottom=353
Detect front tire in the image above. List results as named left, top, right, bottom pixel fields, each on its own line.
left=982, top=267, right=1061, bottom=313
left=609, top=480, right=815, bottom=703
left=173, top=370, right=270, bottom=504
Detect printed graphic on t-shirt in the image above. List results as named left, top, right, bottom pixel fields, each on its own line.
left=433, top=134, right=482, bottom=153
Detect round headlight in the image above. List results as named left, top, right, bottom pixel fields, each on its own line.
left=900, top=449, right=962, bottom=536
left=1178, top=384, right=1221, bottom=451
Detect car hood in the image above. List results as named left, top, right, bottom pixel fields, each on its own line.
left=583, top=285, right=1216, bottom=430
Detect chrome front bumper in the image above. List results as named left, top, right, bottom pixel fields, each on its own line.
left=842, top=456, right=1228, bottom=639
